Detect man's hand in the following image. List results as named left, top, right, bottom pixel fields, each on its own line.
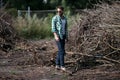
left=54, top=32, right=59, bottom=41
left=55, top=35, right=59, bottom=41
left=65, top=38, right=68, bottom=42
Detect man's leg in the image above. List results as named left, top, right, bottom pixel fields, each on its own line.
left=56, top=40, right=62, bottom=67
left=59, top=39, right=65, bottom=67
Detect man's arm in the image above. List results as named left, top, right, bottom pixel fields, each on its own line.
left=52, top=16, right=59, bottom=41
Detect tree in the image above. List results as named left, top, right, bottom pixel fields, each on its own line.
left=2, top=0, right=119, bottom=10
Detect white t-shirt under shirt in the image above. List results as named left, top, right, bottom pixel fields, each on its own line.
left=61, top=19, right=66, bottom=35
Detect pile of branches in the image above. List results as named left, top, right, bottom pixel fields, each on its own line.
left=68, top=1, right=120, bottom=64
left=0, top=9, right=17, bottom=52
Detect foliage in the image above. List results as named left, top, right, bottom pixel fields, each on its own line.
left=3, top=0, right=119, bottom=10
left=67, top=14, right=81, bottom=28
left=14, top=14, right=54, bottom=39
left=7, top=8, right=18, bottom=17
left=13, top=12, right=79, bottom=39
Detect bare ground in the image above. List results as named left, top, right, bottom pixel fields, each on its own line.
left=0, top=40, right=120, bottom=80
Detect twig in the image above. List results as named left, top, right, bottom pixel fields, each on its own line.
left=104, top=50, right=118, bottom=57
left=103, top=56, right=120, bottom=64
left=103, top=40, right=120, bottom=50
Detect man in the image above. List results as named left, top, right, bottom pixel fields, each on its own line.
left=51, top=6, right=68, bottom=71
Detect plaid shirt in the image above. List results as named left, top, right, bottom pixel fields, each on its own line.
left=51, top=15, right=68, bottom=39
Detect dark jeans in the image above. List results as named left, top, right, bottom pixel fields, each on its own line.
left=55, top=36, right=65, bottom=67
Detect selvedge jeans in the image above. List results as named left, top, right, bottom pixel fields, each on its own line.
left=55, top=36, right=66, bottom=67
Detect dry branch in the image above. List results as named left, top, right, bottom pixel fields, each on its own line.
left=0, top=9, right=17, bottom=52
left=103, top=57, right=120, bottom=64
left=67, top=2, right=120, bottom=65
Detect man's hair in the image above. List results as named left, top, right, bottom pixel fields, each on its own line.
left=57, top=6, right=64, bottom=11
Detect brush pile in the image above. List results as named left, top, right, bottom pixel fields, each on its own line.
left=0, top=9, right=17, bottom=52
left=67, top=2, right=120, bottom=65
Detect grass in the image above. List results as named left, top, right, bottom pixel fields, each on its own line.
left=13, top=13, right=81, bottom=40
left=67, top=14, right=81, bottom=29
left=14, top=14, right=53, bottom=39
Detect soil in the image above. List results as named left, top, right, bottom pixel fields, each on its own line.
left=0, top=40, right=120, bottom=80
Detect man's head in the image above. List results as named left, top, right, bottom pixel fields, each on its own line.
left=57, top=6, right=64, bottom=16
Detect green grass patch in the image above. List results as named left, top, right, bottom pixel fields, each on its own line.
left=13, top=13, right=81, bottom=40
left=14, top=14, right=54, bottom=39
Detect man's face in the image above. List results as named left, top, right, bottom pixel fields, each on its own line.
left=57, top=8, right=63, bottom=16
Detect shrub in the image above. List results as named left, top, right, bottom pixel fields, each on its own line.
left=14, top=14, right=53, bottom=39
left=7, top=8, right=18, bottom=18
